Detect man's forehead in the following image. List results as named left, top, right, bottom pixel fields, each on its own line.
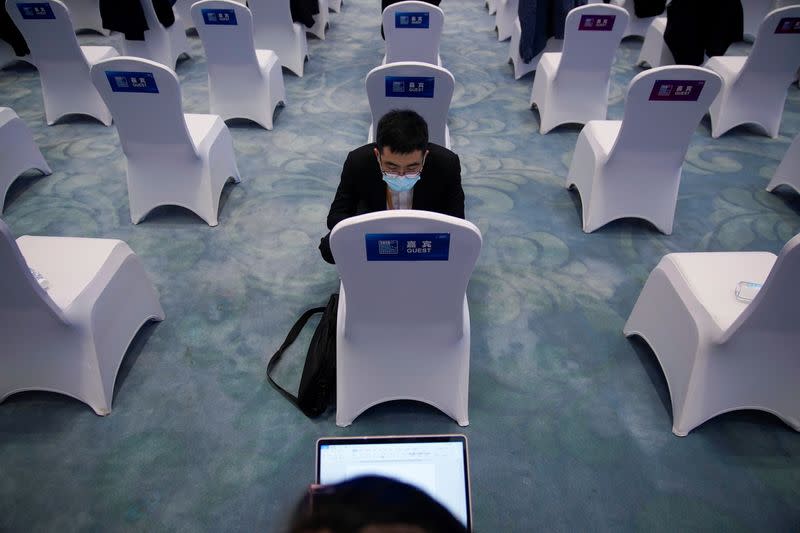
left=377, top=147, right=426, bottom=160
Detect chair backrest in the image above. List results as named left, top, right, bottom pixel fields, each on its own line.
left=557, top=3, right=628, bottom=74
left=366, top=61, right=455, bottom=147
left=0, top=218, right=64, bottom=325
left=330, top=210, right=482, bottom=342
left=139, top=0, right=167, bottom=31
left=5, top=0, right=86, bottom=67
left=608, top=66, right=722, bottom=169
left=737, top=6, right=800, bottom=93
left=722, top=233, right=800, bottom=342
left=249, top=0, right=295, bottom=46
left=383, top=0, right=444, bottom=65
left=90, top=56, right=197, bottom=158
left=191, top=0, right=258, bottom=69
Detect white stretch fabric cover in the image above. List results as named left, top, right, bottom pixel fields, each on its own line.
left=7, top=0, right=117, bottom=125
left=90, top=56, right=241, bottom=226
left=530, top=3, right=628, bottom=134
left=0, top=107, right=52, bottom=210
left=308, top=0, right=329, bottom=39
left=565, top=65, right=722, bottom=234
left=121, top=0, right=190, bottom=68
left=175, top=0, right=245, bottom=31
left=0, top=218, right=165, bottom=415
left=704, top=6, right=800, bottom=138
left=623, top=234, right=800, bottom=436
left=191, top=0, right=286, bottom=130
left=636, top=15, right=673, bottom=68
left=330, top=210, right=482, bottom=427
left=767, top=132, right=800, bottom=194
left=60, top=0, right=108, bottom=34
left=621, top=0, right=656, bottom=38
left=250, top=0, right=309, bottom=77
left=508, top=17, right=562, bottom=79
left=741, top=0, right=773, bottom=41
left=382, top=1, right=444, bottom=66
left=329, top=0, right=341, bottom=13
left=494, top=0, right=517, bottom=41
left=486, top=0, right=497, bottom=15
left=366, top=61, right=454, bottom=148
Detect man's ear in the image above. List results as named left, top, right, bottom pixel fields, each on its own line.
left=373, top=147, right=381, bottom=159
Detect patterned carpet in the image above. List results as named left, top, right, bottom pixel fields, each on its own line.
left=1, top=0, right=798, bottom=531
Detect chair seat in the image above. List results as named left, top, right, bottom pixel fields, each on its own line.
left=81, top=45, right=119, bottom=65
left=664, top=251, right=776, bottom=332
left=704, top=56, right=746, bottom=82
left=255, top=48, right=279, bottom=72
left=185, top=113, right=223, bottom=151
left=584, top=120, right=621, bottom=158
left=16, top=235, right=121, bottom=310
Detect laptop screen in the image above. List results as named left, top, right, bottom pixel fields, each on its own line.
left=316, top=434, right=471, bottom=529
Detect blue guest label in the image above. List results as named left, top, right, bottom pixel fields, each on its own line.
left=648, top=79, right=705, bottom=102
left=385, top=76, right=435, bottom=98
left=106, top=71, right=159, bottom=94
left=775, top=17, right=800, bottom=34
left=578, top=14, right=615, bottom=31
left=366, top=233, right=450, bottom=261
left=202, top=8, right=237, bottom=25
left=395, top=12, right=429, bottom=28
left=17, top=3, right=55, bottom=19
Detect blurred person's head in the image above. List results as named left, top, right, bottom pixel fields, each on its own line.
left=287, top=475, right=466, bottom=533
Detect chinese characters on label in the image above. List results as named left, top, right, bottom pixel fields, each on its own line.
left=106, top=71, right=160, bottom=94
left=648, top=80, right=705, bottom=102
left=385, top=76, right=436, bottom=99
left=202, top=8, right=238, bottom=25
left=395, top=12, right=430, bottom=29
left=578, top=14, right=615, bottom=31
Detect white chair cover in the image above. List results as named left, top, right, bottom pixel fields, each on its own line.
left=508, top=17, right=562, bottom=79
left=705, top=6, right=800, bottom=138
left=530, top=3, right=628, bottom=133
left=767, top=131, right=800, bottom=194
left=0, top=107, right=52, bottom=211
left=366, top=61, right=455, bottom=148
left=494, top=0, right=517, bottom=41
left=121, top=0, right=190, bottom=68
left=636, top=15, right=673, bottom=68
left=382, top=0, right=444, bottom=66
left=0, top=218, right=164, bottom=415
left=6, top=0, right=117, bottom=125
left=624, top=233, right=800, bottom=436
left=90, top=56, right=241, bottom=225
left=191, top=0, right=286, bottom=129
left=330, top=210, right=482, bottom=427
left=249, top=0, right=309, bottom=77
left=60, top=0, right=108, bottom=34
left=308, top=0, right=329, bottom=39
left=565, top=65, right=722, bottom=234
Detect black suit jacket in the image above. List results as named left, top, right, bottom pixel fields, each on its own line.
left=319, top=142, right=465, bottom=264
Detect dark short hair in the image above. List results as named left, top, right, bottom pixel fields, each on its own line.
left=286, top=476, right=466, bottom=533
left=375, top=110, right=429, bottom=154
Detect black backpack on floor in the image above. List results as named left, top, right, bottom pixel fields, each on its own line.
left=267, top=294, right=338, bottom=418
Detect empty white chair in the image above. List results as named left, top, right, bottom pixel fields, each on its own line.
left=486, top=0, right=497, bottom=15
left=191, top=0, right=286, bottom=130
left=530, top=4, right=628, bottom=134
left=250, top=0, right=309, bottom=77
left=330, top=210, right=482, bottom=427
left=494, top=0, right=517, bottom=41
left=705, top=6, right=800, bottom=138
left=90, top=56, right=241, bottom=225
left=767, top=132, right=800, bottom=194
left=7, top=0, right=117, bottom=125
left=621, top=0, right=657, bottom=38
left=0, top=217, right=165, bottom=415
left=636, top=15, right=673, bottom=68
left=382, top=0, right=444, bottom=66
left=565, top=66, right=722, bottom=234
left=741, top=0, right=773, bottom=41
left=623, top=233, right=800, bottom=436
left=0, top=108, right=51, bottom=210
left=308, top=0, right=329, bottom=39
left=61, top=0, right=108, bottom=34
left=366, top=61, right=454, bottom=148
left=121, top=0, right=190, bottom=69
left=508, top=17, right=562, bottom=79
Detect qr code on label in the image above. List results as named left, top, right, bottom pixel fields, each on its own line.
left=378, top=240, right=399, bottom=255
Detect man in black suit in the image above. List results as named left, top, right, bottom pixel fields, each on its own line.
left=318, top=109, right=464, bottom=264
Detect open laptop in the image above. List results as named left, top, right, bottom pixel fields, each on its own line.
left=316, top=434, right=472, bottom=530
